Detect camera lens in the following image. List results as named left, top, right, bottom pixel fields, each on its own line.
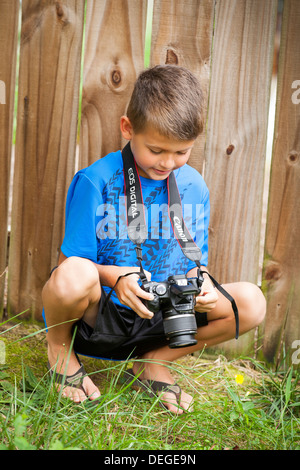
left=163, top=313, right=197, bottom=348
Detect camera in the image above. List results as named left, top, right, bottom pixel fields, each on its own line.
left=142, top=274, right=203, bottom=349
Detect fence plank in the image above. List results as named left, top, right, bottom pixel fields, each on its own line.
left=7, top=0, right=84, bottom=320
left=203, top=0, right=277, bottom=356
left=150, top=0, right=215, bottom=174
left=262, top=0, right=300, bottom=367
left=79, top=0, right=147, bottom=168
left=205, top=0, right=277, bottom=283
left=0, top=0, right=19, bottom=314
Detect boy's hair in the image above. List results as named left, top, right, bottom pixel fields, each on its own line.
left=126, top=65, right=204, bottom=141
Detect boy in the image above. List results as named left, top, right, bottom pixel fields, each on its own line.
left=42, top=65, right=266, bottom=414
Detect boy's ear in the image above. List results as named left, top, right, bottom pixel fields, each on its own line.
left=120, top=116, right=133, bottom=140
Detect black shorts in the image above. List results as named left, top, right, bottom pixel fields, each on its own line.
left=73, top=287, right=208, bottom=361
left=48, top=266, right=208, bottom=361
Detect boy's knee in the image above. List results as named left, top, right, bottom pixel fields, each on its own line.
left=239, top=282, right=266, bottom=328
left=45, top=256, right=99, bottom=304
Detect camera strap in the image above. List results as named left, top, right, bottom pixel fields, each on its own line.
left=121, top=142, right=239, bottom=339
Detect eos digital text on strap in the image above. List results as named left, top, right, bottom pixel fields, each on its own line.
left=121, top=142, right=239, bottom=340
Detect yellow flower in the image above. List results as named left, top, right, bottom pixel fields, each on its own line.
left=235, top=374, right=244, bottom=385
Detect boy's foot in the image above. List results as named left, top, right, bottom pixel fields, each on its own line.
left=47, top=346, right=100, bottom=403
left=131, top=361, right=193, bottom=414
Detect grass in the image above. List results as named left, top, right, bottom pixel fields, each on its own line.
left=0, top=318, right=299, bottom=451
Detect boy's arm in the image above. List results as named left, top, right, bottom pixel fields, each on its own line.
left=95, top=263, right=155, bottom=319
left=187, top=266, right=218, bottom=313
left=58, top=252, right=154, bottom=319
left=95, top=264, right=141, bottom=287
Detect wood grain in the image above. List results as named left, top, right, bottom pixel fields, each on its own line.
left=203, top=0, right=277, bottom=357
left=0, top=0, right=19, bottom=314
left=7, top=0, right=84, bottom=319
left=204, top=0, right=277, bottom=284
left=262, top=0, right=300, bottom=366
left=150, top=0, right=215, bottom=174
left=79, top=0, right=147, bottom=168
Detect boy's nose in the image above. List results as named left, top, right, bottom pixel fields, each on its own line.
left=159, top=153, right=174, bottom=170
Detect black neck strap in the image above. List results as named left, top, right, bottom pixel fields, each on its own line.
left=121, top=142, right=239, bottom=339
left=122, top=142, right=202, bottom=262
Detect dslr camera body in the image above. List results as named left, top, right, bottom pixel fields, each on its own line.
left=142, top=273, right=204, bottom=349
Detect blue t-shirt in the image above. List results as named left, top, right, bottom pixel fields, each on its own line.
left=61, top=150, right=210, bottom=306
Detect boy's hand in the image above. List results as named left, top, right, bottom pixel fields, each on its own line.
left=114, top=270, right=155, bottom=319
left=194, top=275, right=218, bottom=313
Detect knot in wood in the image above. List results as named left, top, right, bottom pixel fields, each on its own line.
left=166, top=49, right=179, bottom=65
left=264, top=261, right=282, bottom=282
left=55, top=2, right=69, bottom=25
left=226, top=144, right=235, bottom=155
left=287, top=151, right=299, bottom=165
left=106, top=65, right=125, bottom=92
left=111, top=70, right=122, bottom=86
left=56, top=2, right=64, bottom=17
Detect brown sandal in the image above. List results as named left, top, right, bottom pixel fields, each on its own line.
left=123, top=368, right=182, bottom=409
left=48, top=360, right=87, bottom=394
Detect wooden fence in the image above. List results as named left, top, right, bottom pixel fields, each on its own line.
left=0, top=0, right=299, bottom=368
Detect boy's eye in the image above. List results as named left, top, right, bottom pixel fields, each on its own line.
left=147, top=147, right=190, bottom=156
left=149, top=148, right=162, bottom=155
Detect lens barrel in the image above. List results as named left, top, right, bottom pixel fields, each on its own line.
left=163, top=313, right=197, bottom=348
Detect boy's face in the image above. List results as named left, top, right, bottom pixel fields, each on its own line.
left=120, top=117, right=195, bottom=180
